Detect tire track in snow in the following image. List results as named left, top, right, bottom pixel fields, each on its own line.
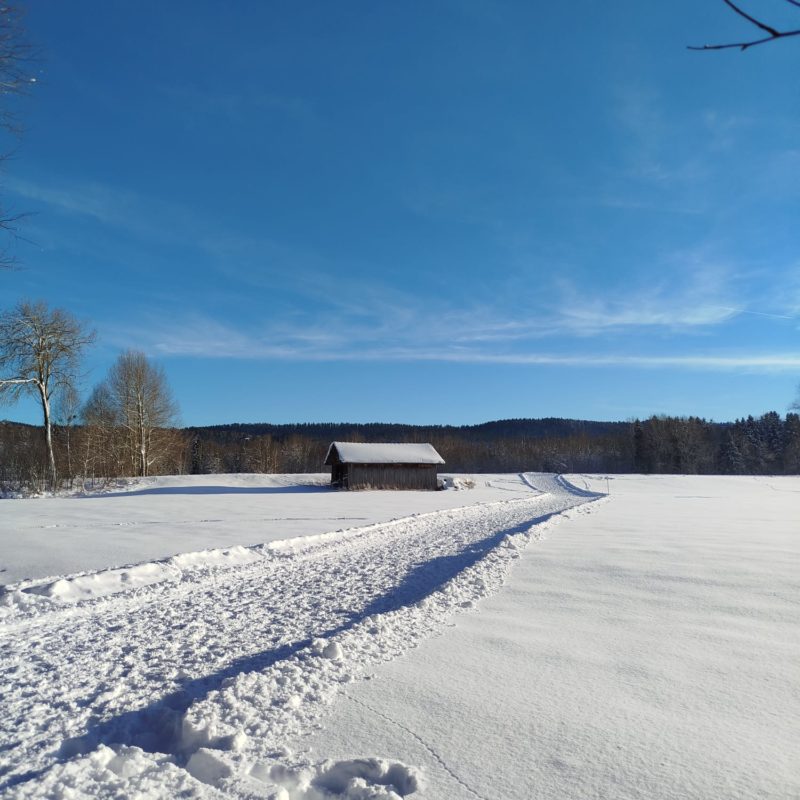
left=1, top=476, right=601, bottom=797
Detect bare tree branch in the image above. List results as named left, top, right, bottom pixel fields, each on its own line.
left=689, top=0, right=800, bottom=51
left=721, top=0, right=780, bottom=35
left=689, top=31, right=800, bottom=50
left=0, top=376, right=36, bottom=385
left=0, top=5, right=36, bottom=269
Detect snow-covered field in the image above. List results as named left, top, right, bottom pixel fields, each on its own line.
left=0, top=473, right=527, bottom=587
left=1, top=473, right=798, bottom=798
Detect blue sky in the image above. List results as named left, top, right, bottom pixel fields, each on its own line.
left=3, top=0, right=800, bottom=426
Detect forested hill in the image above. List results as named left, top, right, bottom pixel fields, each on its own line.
left=184, top=413, right=800, bottom=476
left=185, top=417, right=629, bottom=443
left=3, top=412, right=799, bottom=490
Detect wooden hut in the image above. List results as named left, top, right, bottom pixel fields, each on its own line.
left=324, top=442, right=445, bottom=490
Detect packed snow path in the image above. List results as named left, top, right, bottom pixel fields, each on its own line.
left=0, top=474, right=600, bottom=798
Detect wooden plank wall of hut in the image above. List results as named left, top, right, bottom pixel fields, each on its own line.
left=346, top=464, right=438, bottom=490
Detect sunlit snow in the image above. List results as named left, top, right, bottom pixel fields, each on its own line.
left=1, top=473, right=797, bottom=798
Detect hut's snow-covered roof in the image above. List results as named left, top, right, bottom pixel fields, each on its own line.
left=324, top=442, right=445, bottom=466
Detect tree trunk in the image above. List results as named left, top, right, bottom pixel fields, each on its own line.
left=65, top=425, right=72, bottom=488
left=39, top=384, right=57, bottom=491
left=139, top=408, right=146, bottom=477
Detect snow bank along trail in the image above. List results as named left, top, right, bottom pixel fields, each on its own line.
left=0, top=474, right=602, bottom=798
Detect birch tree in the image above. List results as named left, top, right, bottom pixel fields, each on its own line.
left=0, top=301, right=95, bottom=488
left=96, top=350, right=179, bottom=477
left=81, top=382, right=125, bottom=484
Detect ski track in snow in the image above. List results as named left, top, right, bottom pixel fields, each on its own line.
left=342, top=692, right=490, bottom=800
left=0, top=474, right=602, bottom=798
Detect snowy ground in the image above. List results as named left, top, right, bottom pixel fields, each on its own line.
left=0, top=473, right=526, bottom=586
left=1, top=474, right=798, bottom=798
left=304, top=474, right=800, bottom=799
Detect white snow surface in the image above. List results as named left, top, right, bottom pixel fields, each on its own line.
left=0, top=472, right=525, bottom=586
left=0, top=472, right=593, bottom=798
left=1, top=473, right=798, bottom=799
left=325, top=442, right=444, bottom=465
left=305, top=474, right=800, bottom=799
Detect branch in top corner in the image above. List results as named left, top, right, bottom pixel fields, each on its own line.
left=689, top=0, right=800, bottom=51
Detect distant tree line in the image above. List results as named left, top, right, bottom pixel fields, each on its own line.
left=184, top=412, right=800, bottom=477
left=183, top=419, right=634, bottom=476
left=3, top=409, right=800, bottom=494
left=633, top=412, right=800, bottom=475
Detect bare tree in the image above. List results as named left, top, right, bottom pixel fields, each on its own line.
left=53, top=383, right=81, bottom=487
left=690, top=0, right=800, bottom=51
left=0, top=5, right=36, bottom=267
left=81, top=382, right=121, bottom=486
left=93, top=350, right=180, bottom=477
left=0, top=301, right=95, bottom=488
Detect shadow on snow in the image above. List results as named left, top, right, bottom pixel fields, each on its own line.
left=78, top=484, right=332, bottom=498
left=1, top=509, right=562, bottom=791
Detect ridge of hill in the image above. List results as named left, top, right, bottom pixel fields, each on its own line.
left=184, top=417, right=632, bottom=443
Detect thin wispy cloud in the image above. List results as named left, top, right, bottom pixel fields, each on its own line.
left=553, top=299, right=738, bottom=334
left=103, top=306, right=800, bottom=373
left=729, top=308, right=795, bottom=321
left=442, top=353, right=800, bottom=370
left=5, top=177, right=331, bottom=298
left=93, top=237, right=795, bottom=372
left=6, top=178, right=127, bottom=224
left=5, top=177, right=193, bottom=246
left=14, top=175, right=770, bottom=336
left=541, top=264, right=747, bottom=336
left=17, top=176, right=798, bottom=384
